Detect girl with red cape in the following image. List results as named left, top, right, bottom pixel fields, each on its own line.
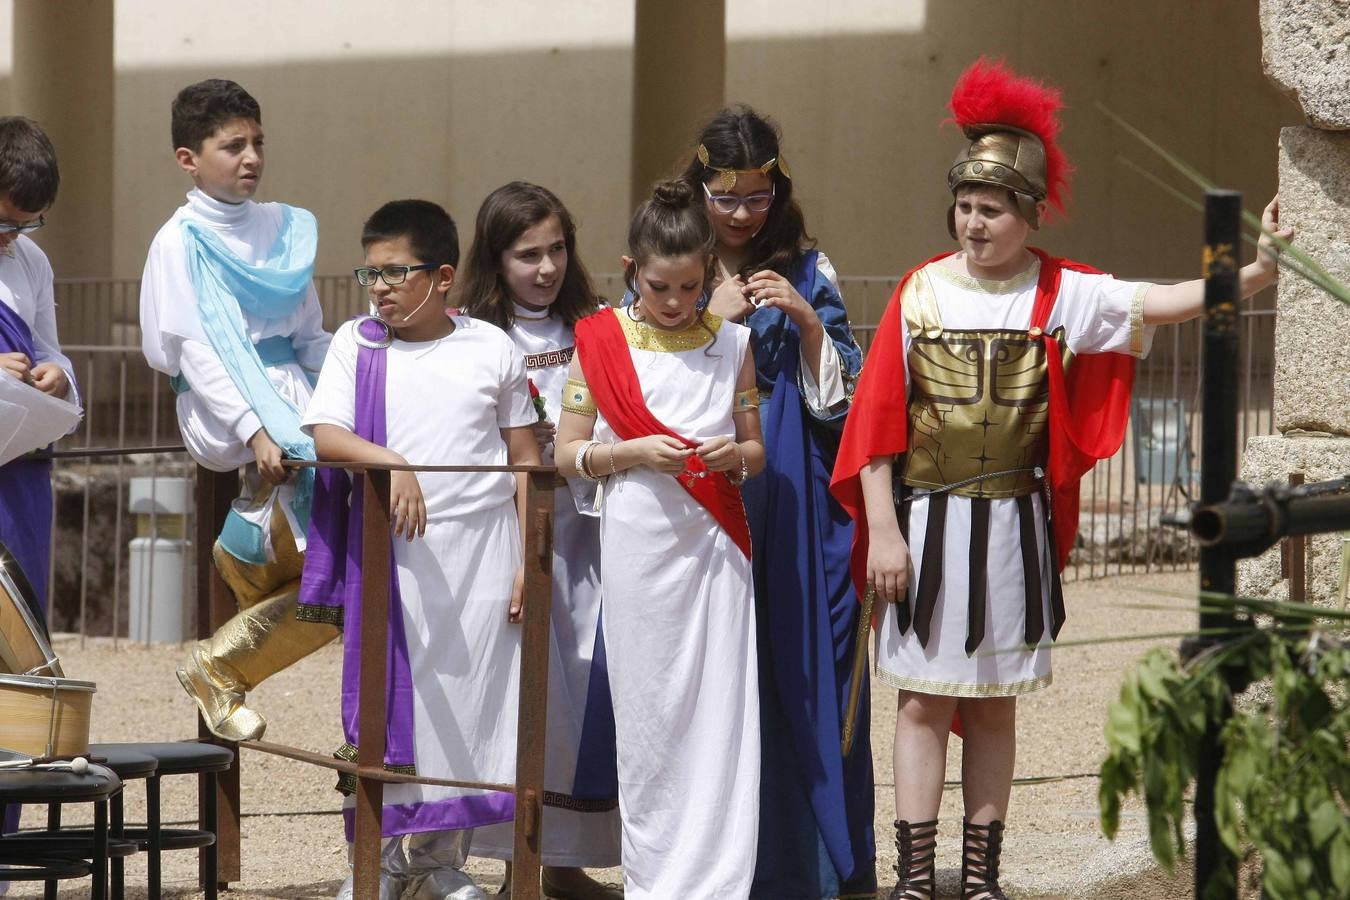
left=556, top=180, right=766, bottom=898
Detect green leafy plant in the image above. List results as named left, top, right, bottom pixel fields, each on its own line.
left=1097, top=594, right=1350, bottom=899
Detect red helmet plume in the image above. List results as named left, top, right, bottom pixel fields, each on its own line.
left=947, top=57, right=1071, bottom=218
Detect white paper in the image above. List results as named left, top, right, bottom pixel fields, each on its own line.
left=0, top=375, right=81, bottom=466
left=0, top=397, right=22, bottom=463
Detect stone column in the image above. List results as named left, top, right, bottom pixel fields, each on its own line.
left=1239, top=1, right=1350, bottom=604
left=10, top=0, right=115, bottom=278
left=630, top=0, right=725, bottom=210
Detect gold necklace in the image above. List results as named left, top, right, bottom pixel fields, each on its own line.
left=622, top=304, right=723, bottom=353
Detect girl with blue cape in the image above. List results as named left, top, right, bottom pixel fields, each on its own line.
left=681, top=106, right=874, bottom=898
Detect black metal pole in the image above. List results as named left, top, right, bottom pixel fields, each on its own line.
left=1191, top=190, right=1243, bottom=896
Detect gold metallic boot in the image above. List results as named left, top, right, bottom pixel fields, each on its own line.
left=178, top=521, right=337, bottom=742
left=177, top=583, right=338, bottom=741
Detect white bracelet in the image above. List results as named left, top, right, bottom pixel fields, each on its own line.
left=575, top=440, right=601, bottom=482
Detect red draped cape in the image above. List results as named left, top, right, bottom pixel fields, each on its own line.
left=574, top=308, right=752, bottom=558
left=829, top=248, right=1136, bottom=605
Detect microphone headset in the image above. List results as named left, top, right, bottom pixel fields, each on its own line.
left=371, top=272, right=439, bottom=325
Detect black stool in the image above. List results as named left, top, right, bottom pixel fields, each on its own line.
left=0, top=763, right=122, bottom=898
left=80, top=745, right=159, bottom=899
left=90, top=741, right=234, bottom=900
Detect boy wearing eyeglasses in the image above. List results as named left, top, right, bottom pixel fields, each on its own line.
left=299, top=199, right=539, bottom=899
left=138, top=79, right=338, bottom=745
left=0, top=115, right=80, bottom=616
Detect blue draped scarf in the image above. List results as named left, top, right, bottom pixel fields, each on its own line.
left=180, top=205, right=318, bottom=534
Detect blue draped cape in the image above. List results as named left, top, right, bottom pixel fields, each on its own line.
left=744, top=250, right=875, bottom=897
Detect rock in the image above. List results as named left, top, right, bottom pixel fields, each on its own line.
left=1072, top=507, right=1199, bottom=570
left=1236, top=433, right=1350, bottom=605
left=1260, top=0, right=1350, bottom=129
left=48, top=459, right=196, bottom=637
left=1274, top=127, right=1350, bottom=436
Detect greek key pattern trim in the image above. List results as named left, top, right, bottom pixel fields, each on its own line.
left=524, top=347, right=575, bottom=370
left=543, top=790, right=619, bottom=812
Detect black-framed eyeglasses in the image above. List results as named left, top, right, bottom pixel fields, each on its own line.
left=702, top=182, right=775, bottom=215
left=353, top=263, right=439, bottom=286
left=0, top=215, right=45, bottom=235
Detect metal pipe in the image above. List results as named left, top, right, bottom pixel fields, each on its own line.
left=1191, top=477, right=1350, bottom=554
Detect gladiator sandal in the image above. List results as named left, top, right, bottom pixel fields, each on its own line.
left=887, top=818, right=937, bottom=900
left=961, top=818, right=1009, bottom=900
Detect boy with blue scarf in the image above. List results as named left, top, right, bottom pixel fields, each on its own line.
left=139, top=79, right=338, bottom=743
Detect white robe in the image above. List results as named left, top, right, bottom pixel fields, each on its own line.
left=588, top=310, right=758, bottom=899
left=302, top=315, right=537, bottom=835
left=876, top=259, right=1152, bottom=697
left=472, top=306, right=621, bottom=866
left=0, top=236, right=80, bottom=411
left=138, top=188, right=330, bottom=551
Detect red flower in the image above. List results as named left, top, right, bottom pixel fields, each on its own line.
left=528, top=378, right=548, bottom=422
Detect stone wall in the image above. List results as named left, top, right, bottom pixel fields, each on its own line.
left=1239, top=1, right=1350, bottom=605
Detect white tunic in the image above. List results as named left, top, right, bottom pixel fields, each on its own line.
left=139, top=189, right=331, bottom=551
left=302, top=316, right=537, bottom=834
left=588, top=310, right=758, bottom=899
left=876, top=259, right=1152, bottom=697
left=472, top=306, right=621, bottom=866
left=139, top=189, right=330, bottom=470
left=0, top=236, right=80, bottom=409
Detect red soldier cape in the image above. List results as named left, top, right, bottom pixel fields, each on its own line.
left=574, top=307, right=753, bottom=558
left=829, top=248, right=1135, bottom=606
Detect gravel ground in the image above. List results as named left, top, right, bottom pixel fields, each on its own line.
left=8, top=570, right=1205, bottom=899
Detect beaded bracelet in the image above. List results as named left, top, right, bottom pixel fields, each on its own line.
left=575, top=440, right=601, bottom=482
left=606, top=442, right=617, bottom=476
left=726, top=444, right=750, bottom=486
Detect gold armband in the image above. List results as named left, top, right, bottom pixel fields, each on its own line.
left=734, top=387, right=761, bottom=412
left=562, top=378, right=597, bottom=417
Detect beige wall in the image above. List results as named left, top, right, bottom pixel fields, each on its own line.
left=725, top=0, right=1298, bottom=320
left=3, top=1, right=1299, bottom=327
left=106, top=0, right=634, bottom=283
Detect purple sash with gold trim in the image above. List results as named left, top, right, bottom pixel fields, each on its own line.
left=298, top=317, right=416, bottom=772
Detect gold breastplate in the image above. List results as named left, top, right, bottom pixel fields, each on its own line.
left=901, top=269, right=1071, bottom=499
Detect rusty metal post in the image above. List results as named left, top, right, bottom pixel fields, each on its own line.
left=353, top=468, right=393, bottom=900
left=1287, top=473, right=1307, bottom=602
left=193, top=465, right=241, bottom=889
left=510, top=471, right=555, bottom=900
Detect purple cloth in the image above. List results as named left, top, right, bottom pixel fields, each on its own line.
left=299, top=317, right=416, bottom=769
left=0, top=299, right=54, bottom=840
left=0, top=300, right=53, bottom=615
left=342, top=791, right=516, bottom=842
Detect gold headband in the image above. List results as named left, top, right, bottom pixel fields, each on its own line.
left=697, top=143, right=791, bottom=192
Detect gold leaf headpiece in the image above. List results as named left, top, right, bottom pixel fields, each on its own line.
left=697, top=143, right=791, bottom=192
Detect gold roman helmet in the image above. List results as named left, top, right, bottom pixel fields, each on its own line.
left=697, top=143, right=791, bottom=193
left=946, top=124, right=1048, bottom=238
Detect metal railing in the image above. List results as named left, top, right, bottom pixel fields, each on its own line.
left=43, top=276, right=1278, bottom=640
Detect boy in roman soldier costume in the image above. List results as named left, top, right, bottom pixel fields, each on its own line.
left=831, top=60, right=1290, bottom=899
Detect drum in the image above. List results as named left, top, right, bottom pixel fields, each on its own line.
left=0, top=542, right=93, bottom=759
left=0, top=542, right=61, bottom=677
left=0, top=673, right=95, bottom=758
